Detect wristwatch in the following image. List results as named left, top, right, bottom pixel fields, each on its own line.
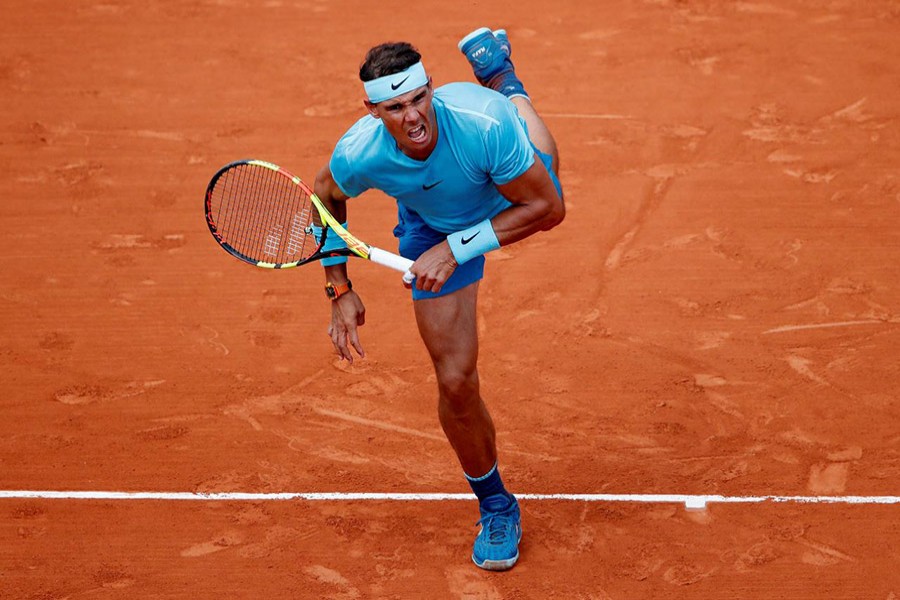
left=325, top=279, right=352, bottom=300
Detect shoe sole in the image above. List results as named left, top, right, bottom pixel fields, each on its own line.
left=471, top=527, right=523, bottom=571
left=493, top=29, right=510, bottom=56
left=472, top=550, right=519, bottom=571
left=458, top=26, right=493, bottom=52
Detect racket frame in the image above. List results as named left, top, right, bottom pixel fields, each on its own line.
left=205, top=159, right=414, bottom=277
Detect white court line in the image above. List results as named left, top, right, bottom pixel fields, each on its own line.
left=2, top=491, right=900, bottom=508
left=763, top=319, right=891, bottom=334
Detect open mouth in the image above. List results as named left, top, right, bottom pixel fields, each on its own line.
left=408, top=124, right=427, bottom=143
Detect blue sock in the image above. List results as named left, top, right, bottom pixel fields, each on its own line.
left=465, top=462, right=513, bottom=504
left=486, top=71, right=529, bottom=100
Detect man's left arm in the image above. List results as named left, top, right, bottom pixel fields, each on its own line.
left=491, top=158, right=565, bottom=245
left=410, top=158, right=565, bottom=292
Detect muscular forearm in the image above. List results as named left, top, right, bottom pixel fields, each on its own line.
left=313, top=165, right=349, bottom=224
left=443, top=159, right=564, bottom=269
left=490, top=158, right=565, bottom=247
left=313, top=164, right=353, bottom=284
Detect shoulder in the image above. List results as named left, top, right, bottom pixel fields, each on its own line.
left=329, top=115, right=387, bottom=196
left=334, top=115, right=384, bottom=161
left=435, top=84, right=533, bottom=184
left=434, top=83, right=520, bottom=129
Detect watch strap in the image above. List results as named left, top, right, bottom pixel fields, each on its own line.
left=325, top=279, right=352, bottom=300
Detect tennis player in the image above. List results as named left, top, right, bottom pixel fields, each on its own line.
left=313, top=27, right=564, bottom=570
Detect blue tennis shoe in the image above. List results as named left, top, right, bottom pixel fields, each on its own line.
left=458, top=27, right=528, bottom=98
left=458, top=27, right=509, bottom=83
left=493, top=29, right=510, bottom=57
left=457, top=27, right=527, bottom=99
left=471, top=493, right=522, bottom=571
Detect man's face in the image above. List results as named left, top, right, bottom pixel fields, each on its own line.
left=365, top=80, right=437, bottom=161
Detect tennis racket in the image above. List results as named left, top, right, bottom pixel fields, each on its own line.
left=204, top=159, right=413, bottom=280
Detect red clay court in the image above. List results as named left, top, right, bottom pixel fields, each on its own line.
left=2, top=1, right=900, bottom=597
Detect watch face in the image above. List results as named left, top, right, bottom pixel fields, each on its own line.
left=325, top=280, right=350, bottom=300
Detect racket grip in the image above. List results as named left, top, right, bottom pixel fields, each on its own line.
left=369, top=247, right=415, bottom=283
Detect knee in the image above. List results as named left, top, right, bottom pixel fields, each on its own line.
left=436, top=368, right=479, bottom=412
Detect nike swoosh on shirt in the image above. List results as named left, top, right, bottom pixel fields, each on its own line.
left=461, top=232, right=480, bottom=245
left=391, top=75, right=410, bottom=90
left=422, top=180, right=443, bottom=191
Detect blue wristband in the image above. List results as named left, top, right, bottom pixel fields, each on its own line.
left=446, top=219, right=501, bottom=265
left=313, top=222, right=349, bottom=266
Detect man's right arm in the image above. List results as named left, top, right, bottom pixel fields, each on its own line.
left=314, top=163, right=350, bottom=225
left=313, top=163, right=353, bottom=289
left=313, top=164, right=367, bottom=363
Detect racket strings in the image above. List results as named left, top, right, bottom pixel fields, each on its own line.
left=209, top=164, right=319, bottom=265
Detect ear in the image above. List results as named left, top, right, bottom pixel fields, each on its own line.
left=363, top=100, right=380, bottom=119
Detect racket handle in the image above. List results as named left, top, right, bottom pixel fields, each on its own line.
left=369, top=247, right=415, bottom=284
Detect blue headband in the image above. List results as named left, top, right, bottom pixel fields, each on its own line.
left=363, top=62, right=429, bottom=103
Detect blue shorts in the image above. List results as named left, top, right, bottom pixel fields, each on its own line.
left=393, top=146, right=562, bottom=301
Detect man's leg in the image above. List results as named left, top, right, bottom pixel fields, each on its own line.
left=413, top=283, right=522, bottom=571
left=510, top=97, right=559, bottom=176
left=413, top=282, right=494, bottom=475
left=459, top=27, right=561, bottom=177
